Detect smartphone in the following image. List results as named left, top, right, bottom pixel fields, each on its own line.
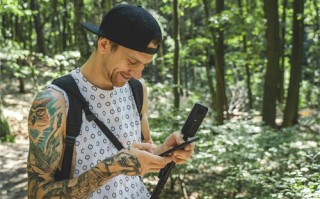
left=159, top=103, right=208, bottom=157
left=181, top=103, right=208, bottom=140
left=159, top=137, right=199, bottom=157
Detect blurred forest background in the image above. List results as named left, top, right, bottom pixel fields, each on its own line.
left=0, top=0, right=320, bottom=198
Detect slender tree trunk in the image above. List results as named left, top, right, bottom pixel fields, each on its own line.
left=202, top=0, right=226, bottom=124
left=238, top=0, right=253, bottom=110
left=94, top=0, right=102, bottom=24
left=2, top=14, right=8, bottom=39
left=73, top=0, right=91, bottom=61
left=173, top=0, right=180, bottom=110
left=30, top=0, right=46, bottom=54
left=313, top=0, right=320, bottom=108
left=206, top=47, right=216, bottom=111
left=51, top=0, right=60, bottom=54
left=279, top=0, right=287, bottom=103
left=262, top=0, right=281, bottom=127
left=282, top=0, right=304, bottom=127
left=214, top=0, right=227, bottom=124
left=15, top=16, right=27, bottom=93
left=62, top=0, right=68, bottom=51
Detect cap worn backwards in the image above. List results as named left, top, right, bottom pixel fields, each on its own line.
left=81, top=4, right=162, bottom=55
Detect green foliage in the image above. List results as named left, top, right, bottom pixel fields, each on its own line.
left=146, top=99, right=320, bottom=198
left=0, top=105, right=13, bottom=143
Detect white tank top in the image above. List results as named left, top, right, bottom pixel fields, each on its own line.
left=49, top=68, right=150, bottom=198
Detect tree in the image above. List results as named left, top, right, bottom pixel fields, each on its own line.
left=278, top=0, right=288, bottom=103
left=262, top=0, right=281, bottom=127
left=238, top=0, right=253, bottom=110
left=173, top=0, right=181, bottom=110
left=73, top=0, right=91, bottom=60
left=202, top=0, right=227, bottom=124
left=214, top=0, right=227, bottom=124
left=30, top=0, right=46, bottom=54
left=282, top=0, right=304, bottom=127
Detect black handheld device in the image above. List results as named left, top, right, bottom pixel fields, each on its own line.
left=181, top=103, right=209, bottom=140
left=151, top=103, right=208, bottom=199
left=159, top=136, right=199, bottom=157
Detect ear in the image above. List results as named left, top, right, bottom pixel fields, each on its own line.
left=97, top=37, right=110, bottom=54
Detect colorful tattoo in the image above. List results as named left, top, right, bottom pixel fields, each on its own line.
left=27, top=89, right=142, bottom=198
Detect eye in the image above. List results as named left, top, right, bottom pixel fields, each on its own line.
left=128, top=59, right=138, bottom=65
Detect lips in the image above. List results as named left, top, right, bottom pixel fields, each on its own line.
left=120, top=72, right=131, bottom=80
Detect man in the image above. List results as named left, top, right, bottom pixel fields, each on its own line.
left=27, top=4, right=194, bottom=198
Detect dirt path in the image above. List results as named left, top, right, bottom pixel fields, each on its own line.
left=1, top=80, right=33, bottom=199
left=0, top=143, right=28, bottom=199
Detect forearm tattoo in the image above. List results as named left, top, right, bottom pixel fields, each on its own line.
left=27, top=89, right=142, bottom=198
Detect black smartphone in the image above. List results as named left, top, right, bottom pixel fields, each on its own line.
left=159, top=103, right=208, bottom=157
left=159, top=137, right=199, bottom=157
left=181, top=103, right=208, bottom=140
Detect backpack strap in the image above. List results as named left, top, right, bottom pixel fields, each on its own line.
left=128, top=78, right=143, bottom=119
left=52, top=74, right=84, bottom=181
left=52, top=75, right=143, bottom=180
left=128, top=78, right=144, bottom=140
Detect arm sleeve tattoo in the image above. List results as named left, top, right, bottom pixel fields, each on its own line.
left=27, top=89, right=142, bottom=198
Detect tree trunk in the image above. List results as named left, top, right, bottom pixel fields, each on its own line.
left=278, top=0, right=287, bottom=103
left=262, top=0, right=281, bottom=127
left=214, top=0, right=226, bottom=124
left=173, top=0, right=180, bottom=110
left=282, top=0, right=304, bottom=127
left=62, top=0, right=68, bottom=51
left=238, top=0, right=253, bottom=110
left=206, top=47, right=216, bottom=111
left=94, top=0, right=102, bottom=24
left=51, top=0, right=60, bottom=54
left=73, top=0, right=91, bottom=61
left=202, top=0, right=226, bottom=124
left=313, top=0, right=320, bottom=108
left=30, top=0, right=46, bottom=54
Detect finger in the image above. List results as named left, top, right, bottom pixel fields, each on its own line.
left=183, top=143, right=195, bottom=151
left=165, top=131, right=184, bottom=146
left=173, top=149, right=193, bottom=160
left=172, top=157, right=187, bottom=164
left=131, top=142, right=152, bottom=152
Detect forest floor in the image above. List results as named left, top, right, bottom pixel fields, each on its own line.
left=1, top=78, right=32, bottom=199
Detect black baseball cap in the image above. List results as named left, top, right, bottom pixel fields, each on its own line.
left=81, top=4, right=162, bottom=54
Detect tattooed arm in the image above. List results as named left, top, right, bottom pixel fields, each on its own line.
left=27, top=88, right=172, bottom=198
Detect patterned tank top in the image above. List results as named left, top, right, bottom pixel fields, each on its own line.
left=49, top=68, right=150, bottom=199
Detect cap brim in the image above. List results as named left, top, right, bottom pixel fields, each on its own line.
left=81, top=22, right=100, bottom=35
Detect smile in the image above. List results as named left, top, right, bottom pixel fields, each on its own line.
left=120, top=72, right=130, bottom=80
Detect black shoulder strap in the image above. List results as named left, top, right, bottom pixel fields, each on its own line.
left=52, top=74, right=123, bottom=180
left=52, top=75, right=143, bottom=181
left=52, top=74, right=83, bottom=181
left=128, top=78, right=143, bottom=119
left=128, top=78, right=145, bottom=141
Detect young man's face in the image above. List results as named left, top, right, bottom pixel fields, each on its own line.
left=103, top=40, right=156, bottom=88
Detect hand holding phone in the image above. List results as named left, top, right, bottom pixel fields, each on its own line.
left=159, top=136, right=199, bottom=157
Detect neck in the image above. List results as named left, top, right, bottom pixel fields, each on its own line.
left=80, top=50, right=113, bottom=90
